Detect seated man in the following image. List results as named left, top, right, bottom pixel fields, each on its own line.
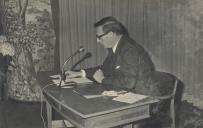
left=67, top=16, right=155, bottom=94
left=66, top=16, right=181, bottom=127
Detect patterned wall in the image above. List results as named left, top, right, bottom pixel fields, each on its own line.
left=59, top=0, right=203, bottom=99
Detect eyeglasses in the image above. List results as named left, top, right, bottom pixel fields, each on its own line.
left=96, top=31, right=110, bottom=39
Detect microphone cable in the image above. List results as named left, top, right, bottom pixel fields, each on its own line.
left=40, top=83, right=56, bottom=128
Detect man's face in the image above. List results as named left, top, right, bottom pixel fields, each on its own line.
left=95, top=26, right=115, bottom=48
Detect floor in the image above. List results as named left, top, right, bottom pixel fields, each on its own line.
left=0, top=99, right=45, bottom=128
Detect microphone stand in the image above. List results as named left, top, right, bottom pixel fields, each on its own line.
left=71, top=52, right=91, bottom=70
left=59, top=47, right=85, bottom=87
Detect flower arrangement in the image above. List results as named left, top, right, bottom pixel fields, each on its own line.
left=0, top=36, right=15, bottom=56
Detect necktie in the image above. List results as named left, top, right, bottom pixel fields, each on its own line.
left=108, top=49, right=115, bottom=72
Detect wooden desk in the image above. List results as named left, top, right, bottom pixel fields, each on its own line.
left=38, top=72, right=158, bottom=128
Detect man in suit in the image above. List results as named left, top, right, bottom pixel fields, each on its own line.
left=67, top=17, right=182, bottom=128
left=67, top=16, right=155, bottom=94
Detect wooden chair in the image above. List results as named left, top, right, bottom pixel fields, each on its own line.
left=157, top=79, right=178, bottom=128
left=143, top=71, right=184, bottom=128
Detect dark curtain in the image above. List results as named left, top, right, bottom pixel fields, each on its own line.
left=50, top=0, right=60, bottom=72
left=0, top=23, right=3, bottom=35
left=0, top=0, right=4, bottom=35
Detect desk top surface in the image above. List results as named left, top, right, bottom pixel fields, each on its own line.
left=37, top=71, right=158, bottom=118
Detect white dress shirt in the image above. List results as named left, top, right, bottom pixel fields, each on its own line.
left=81, top=36, right=122, bottom=77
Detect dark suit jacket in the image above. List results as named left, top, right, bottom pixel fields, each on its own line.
left=85, top=35, right=155, bottom=92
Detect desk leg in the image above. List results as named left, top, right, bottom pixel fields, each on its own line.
left=46, top=101, right=52, bottom=128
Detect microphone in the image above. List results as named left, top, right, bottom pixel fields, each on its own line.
left=59, top=46, right=85, bottom=87
left=71, top=52, right=92, bottom=70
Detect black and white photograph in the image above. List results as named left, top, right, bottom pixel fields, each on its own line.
left=0, top=0, right=203, bottom=128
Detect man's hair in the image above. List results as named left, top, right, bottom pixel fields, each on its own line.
left=94, top=16, right=128, bottom=36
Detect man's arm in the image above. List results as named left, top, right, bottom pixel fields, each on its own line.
left=84, top=66, right=100, bottom=78
left=66, top=66, right=100, bottom=79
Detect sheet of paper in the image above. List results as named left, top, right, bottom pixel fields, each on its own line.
left=102, top=90, right=127, bottom=97
left=65, top=77, right=92, bottom=84
left=49, top=74, right=60, bottom=79
left=112, top=92, right=148, bottom=104
left=51, top=79, right=74, bottom=88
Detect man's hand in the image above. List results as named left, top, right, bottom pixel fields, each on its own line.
left=65, top=70, right=83, bottom=78
left=93, top=69, right=104, bottom=83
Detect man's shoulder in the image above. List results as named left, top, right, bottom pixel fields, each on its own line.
left=120, top=36, right=146, bottom=54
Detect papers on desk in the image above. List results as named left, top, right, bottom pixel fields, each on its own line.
left=102, top=90, right=127, bottom=97
left=49, top=74, right=60, bottom=79
left=49, top=74, right=92, bottom=88
left=66, top=77, right=92, bottom=85
left=112, top=92, right=148, bottom=104
left=51, top=79, right=74, bottom=88
left=73, top=86, right=148, bottom=103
